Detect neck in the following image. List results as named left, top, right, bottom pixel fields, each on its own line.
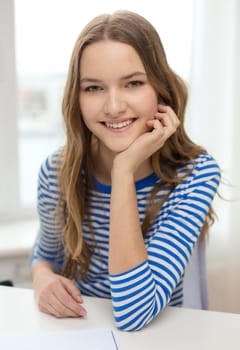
left=92, top=140, right=153, bottom=185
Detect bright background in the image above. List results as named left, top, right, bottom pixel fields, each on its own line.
left=0, top=0, right=239, bottom=313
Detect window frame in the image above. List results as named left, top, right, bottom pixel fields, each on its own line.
left=0, top=0, right=36, bottom=221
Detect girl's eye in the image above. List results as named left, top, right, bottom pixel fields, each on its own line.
left=84, top=85, right=103, bottom=92
left=126, top=80, right=143, bottom=88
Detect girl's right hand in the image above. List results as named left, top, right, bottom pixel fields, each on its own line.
left=32, top=264, right=86, bottom=318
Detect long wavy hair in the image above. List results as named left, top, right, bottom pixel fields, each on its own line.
left=59, top=10, right=214, bottom=279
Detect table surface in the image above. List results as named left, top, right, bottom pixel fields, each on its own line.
left=0, top=286, right=240, bottom=349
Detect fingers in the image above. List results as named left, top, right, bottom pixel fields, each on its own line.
left=155, top=104, right=180, bottom=130
left=152, top=104, right=179, bottom=139
left=37, top=275, right=87, bottom=318
left=61, top=276, right=83, bottom=303
left=52, top=279, right=87, bottom=317
left=146, top=119, right=163, bottom=134
left=39, top=301, right=62, bottom=318
left=144, top=104, right=179, bottom=152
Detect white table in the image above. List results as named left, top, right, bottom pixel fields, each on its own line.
left=0, top=286, right=240, bottom=349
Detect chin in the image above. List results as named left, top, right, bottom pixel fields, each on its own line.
left=107, top=142, right=132, bottom=154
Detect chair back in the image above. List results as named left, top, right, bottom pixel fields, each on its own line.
left=183, top=238, right=208, bottom=309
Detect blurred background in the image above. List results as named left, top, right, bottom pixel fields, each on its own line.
left=0, top=0, right=239, bottom=313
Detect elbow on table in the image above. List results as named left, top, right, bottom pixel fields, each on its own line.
left=112, top=288, right=165, bottom=331
left=114, top=311, right=158, bottom=332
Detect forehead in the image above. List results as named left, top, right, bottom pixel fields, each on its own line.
left=80, top=40, right=145, bottom=77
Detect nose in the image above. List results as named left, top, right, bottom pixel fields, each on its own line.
left=103, top=89, right=127, bottom=116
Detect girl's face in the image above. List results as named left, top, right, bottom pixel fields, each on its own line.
left=79, top=40, right=158, bottom=156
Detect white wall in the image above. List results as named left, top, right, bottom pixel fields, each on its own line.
left=0, top=0, right=20, bottom=217
left=188, top=0, right=240, bottom=313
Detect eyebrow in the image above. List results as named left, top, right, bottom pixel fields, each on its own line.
left=80, top=71, right=146, bottom=84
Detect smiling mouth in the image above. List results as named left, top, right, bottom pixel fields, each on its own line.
left=104, top=119, right=136, bottom=129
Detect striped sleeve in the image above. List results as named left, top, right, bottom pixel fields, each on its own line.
left=109, top=155, right=221, bottom=331
left=31, top=151, right=64, bottom=271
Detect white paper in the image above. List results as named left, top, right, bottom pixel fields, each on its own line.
left=0, top=328, right=118, bottom=350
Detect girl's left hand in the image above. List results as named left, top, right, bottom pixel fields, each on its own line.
left=112, top=104, right=180, bottom=175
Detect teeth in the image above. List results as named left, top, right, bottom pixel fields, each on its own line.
left=105, top=119, right=133, bottom=129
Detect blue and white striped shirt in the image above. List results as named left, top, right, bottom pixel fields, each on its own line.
left=32, top=150, right=220, bottom=331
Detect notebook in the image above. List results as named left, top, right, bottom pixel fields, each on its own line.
left=0, top=328, right=118, bottom=350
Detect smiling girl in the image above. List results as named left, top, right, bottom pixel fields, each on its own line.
left=31, top=10, right=221, bottom=331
